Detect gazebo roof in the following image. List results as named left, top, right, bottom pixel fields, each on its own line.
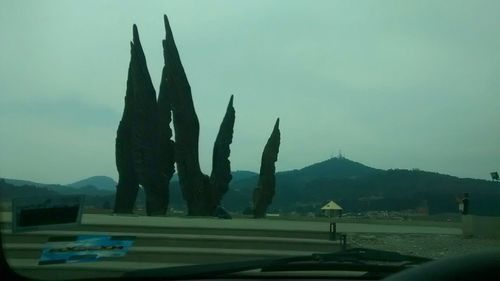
left=321, top=200, right=343, bottom=210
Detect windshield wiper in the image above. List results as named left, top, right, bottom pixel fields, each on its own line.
left=122, top=248, right=431, bottom=279
left=260, top=247, right=431, bottom=278
left=269, top=247, right=431, bottom=266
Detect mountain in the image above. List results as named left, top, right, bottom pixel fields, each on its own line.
left=284, top=168, right=500, bottom=215
left=0, top=179, right=115, bottom=209
left=0, top=179, right=60, bottom=200
left=3, top=178, right=52, bottom=187
left=1, top=177, right=114, bottom=197
left=4, top=176, right=117, bottom=193
left=170, top=170, right=257, bottom=183
left=293, top=156, right=381, bottom=181
left=68, top=176, right=117, bottom=191
left=3, top=157, right=499, bottom=215
left=223, top=157, right=500, bottom=215
left=3, top=178, right=81, bottom=195
left=231, top=170, right=258, bottom=181
left=224, top=157, right=383, bottom=209
left=230, top=157, right=381, bottom=192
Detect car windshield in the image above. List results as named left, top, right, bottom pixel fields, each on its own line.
left=1, top=0, right=500, bottom=280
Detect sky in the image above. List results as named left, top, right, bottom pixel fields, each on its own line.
left=0, top=0, right=499, bottom=184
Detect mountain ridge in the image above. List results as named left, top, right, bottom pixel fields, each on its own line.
left=3, top=157, right=499, bottom=215
left=68, top=176, right=117, bottom=191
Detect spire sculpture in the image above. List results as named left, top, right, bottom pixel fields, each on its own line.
left=210, top=96, right=236, bottom=212
left=114, top=25, right=173, bottom=216
left=156, top=15, right=236, bottom=216
left=115, top=15, right=281, bottom=216
left=157, top=22, right=177, bottom=215
left=253, top=119, right=281, bottom=218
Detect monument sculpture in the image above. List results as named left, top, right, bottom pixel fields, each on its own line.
left=114, top=25, right=173, bottom=216
left=115, top=15, right=237, bottom=216
left=210, top=95, right=236, bottom=213
left=253, top=119, right=281, bottom=218
left=162, top=15, right=235, bottom=216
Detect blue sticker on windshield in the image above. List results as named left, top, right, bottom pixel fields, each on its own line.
left=38, top=235, right=135, bottom=265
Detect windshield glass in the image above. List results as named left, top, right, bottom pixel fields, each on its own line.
left=1, top=0, right=500, bottom=280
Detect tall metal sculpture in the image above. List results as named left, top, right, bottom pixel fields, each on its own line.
left=210, top=95, right=236, bottom=212
left=114, top=25, right=173, bottom=216
left=162, top=15, right=235, bottom=216
left=253, top=118, right=281, bottom=218
left=115, top=15, right=283, bottom=216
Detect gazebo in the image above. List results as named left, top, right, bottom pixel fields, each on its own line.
left=321, top=200, right=343, bottom=218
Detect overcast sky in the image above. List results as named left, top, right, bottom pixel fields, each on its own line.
left=1, top=0, right=499, bottom=184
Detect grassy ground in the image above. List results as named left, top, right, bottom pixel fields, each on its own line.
left=81, top=208, right=462, bottom=228
left=237, top=213, right=462, bottom=228
left=0, top=202, right=462, bottom=228
left=77, top=209, right=500, bottom=259
left=349, top=232, right=500, bottom=259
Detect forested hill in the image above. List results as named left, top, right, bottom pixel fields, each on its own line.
left=68, top=176, right=117, bottom=191
left=221, top=157, right=500, bottom=215
left=0, top=179, right=115, bottom=209
left=229, top=157, right=381, bottom=192
left=2, top=157, right=500, bottom=215
left=270, top=168, right=500, bottom=215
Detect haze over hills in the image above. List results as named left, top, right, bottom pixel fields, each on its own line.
left=221, top=157, right=383, bottom=210
left=287, top=156, right=382, bottom=181
left=223, top=157, right=500, bottom=215
left=3, top=178, right=53, bottom=188
left=2, top=171, right=258, bottom=193
left=2, top=157, right=499, bottom=215
left=68, top=176, right=117, bottom=191
left=229, top=157, right=381, bottom=192
left=170, top=170, right=258, bottom=183
left=3, top=176, right=116, bottom=197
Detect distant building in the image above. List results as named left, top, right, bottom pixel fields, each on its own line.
left=266, top=213, right=280, bottom=217
left=321, top=201, right=343, bottom=218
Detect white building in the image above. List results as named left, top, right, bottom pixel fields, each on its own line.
left=321, top=200, right=343, bottom=218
